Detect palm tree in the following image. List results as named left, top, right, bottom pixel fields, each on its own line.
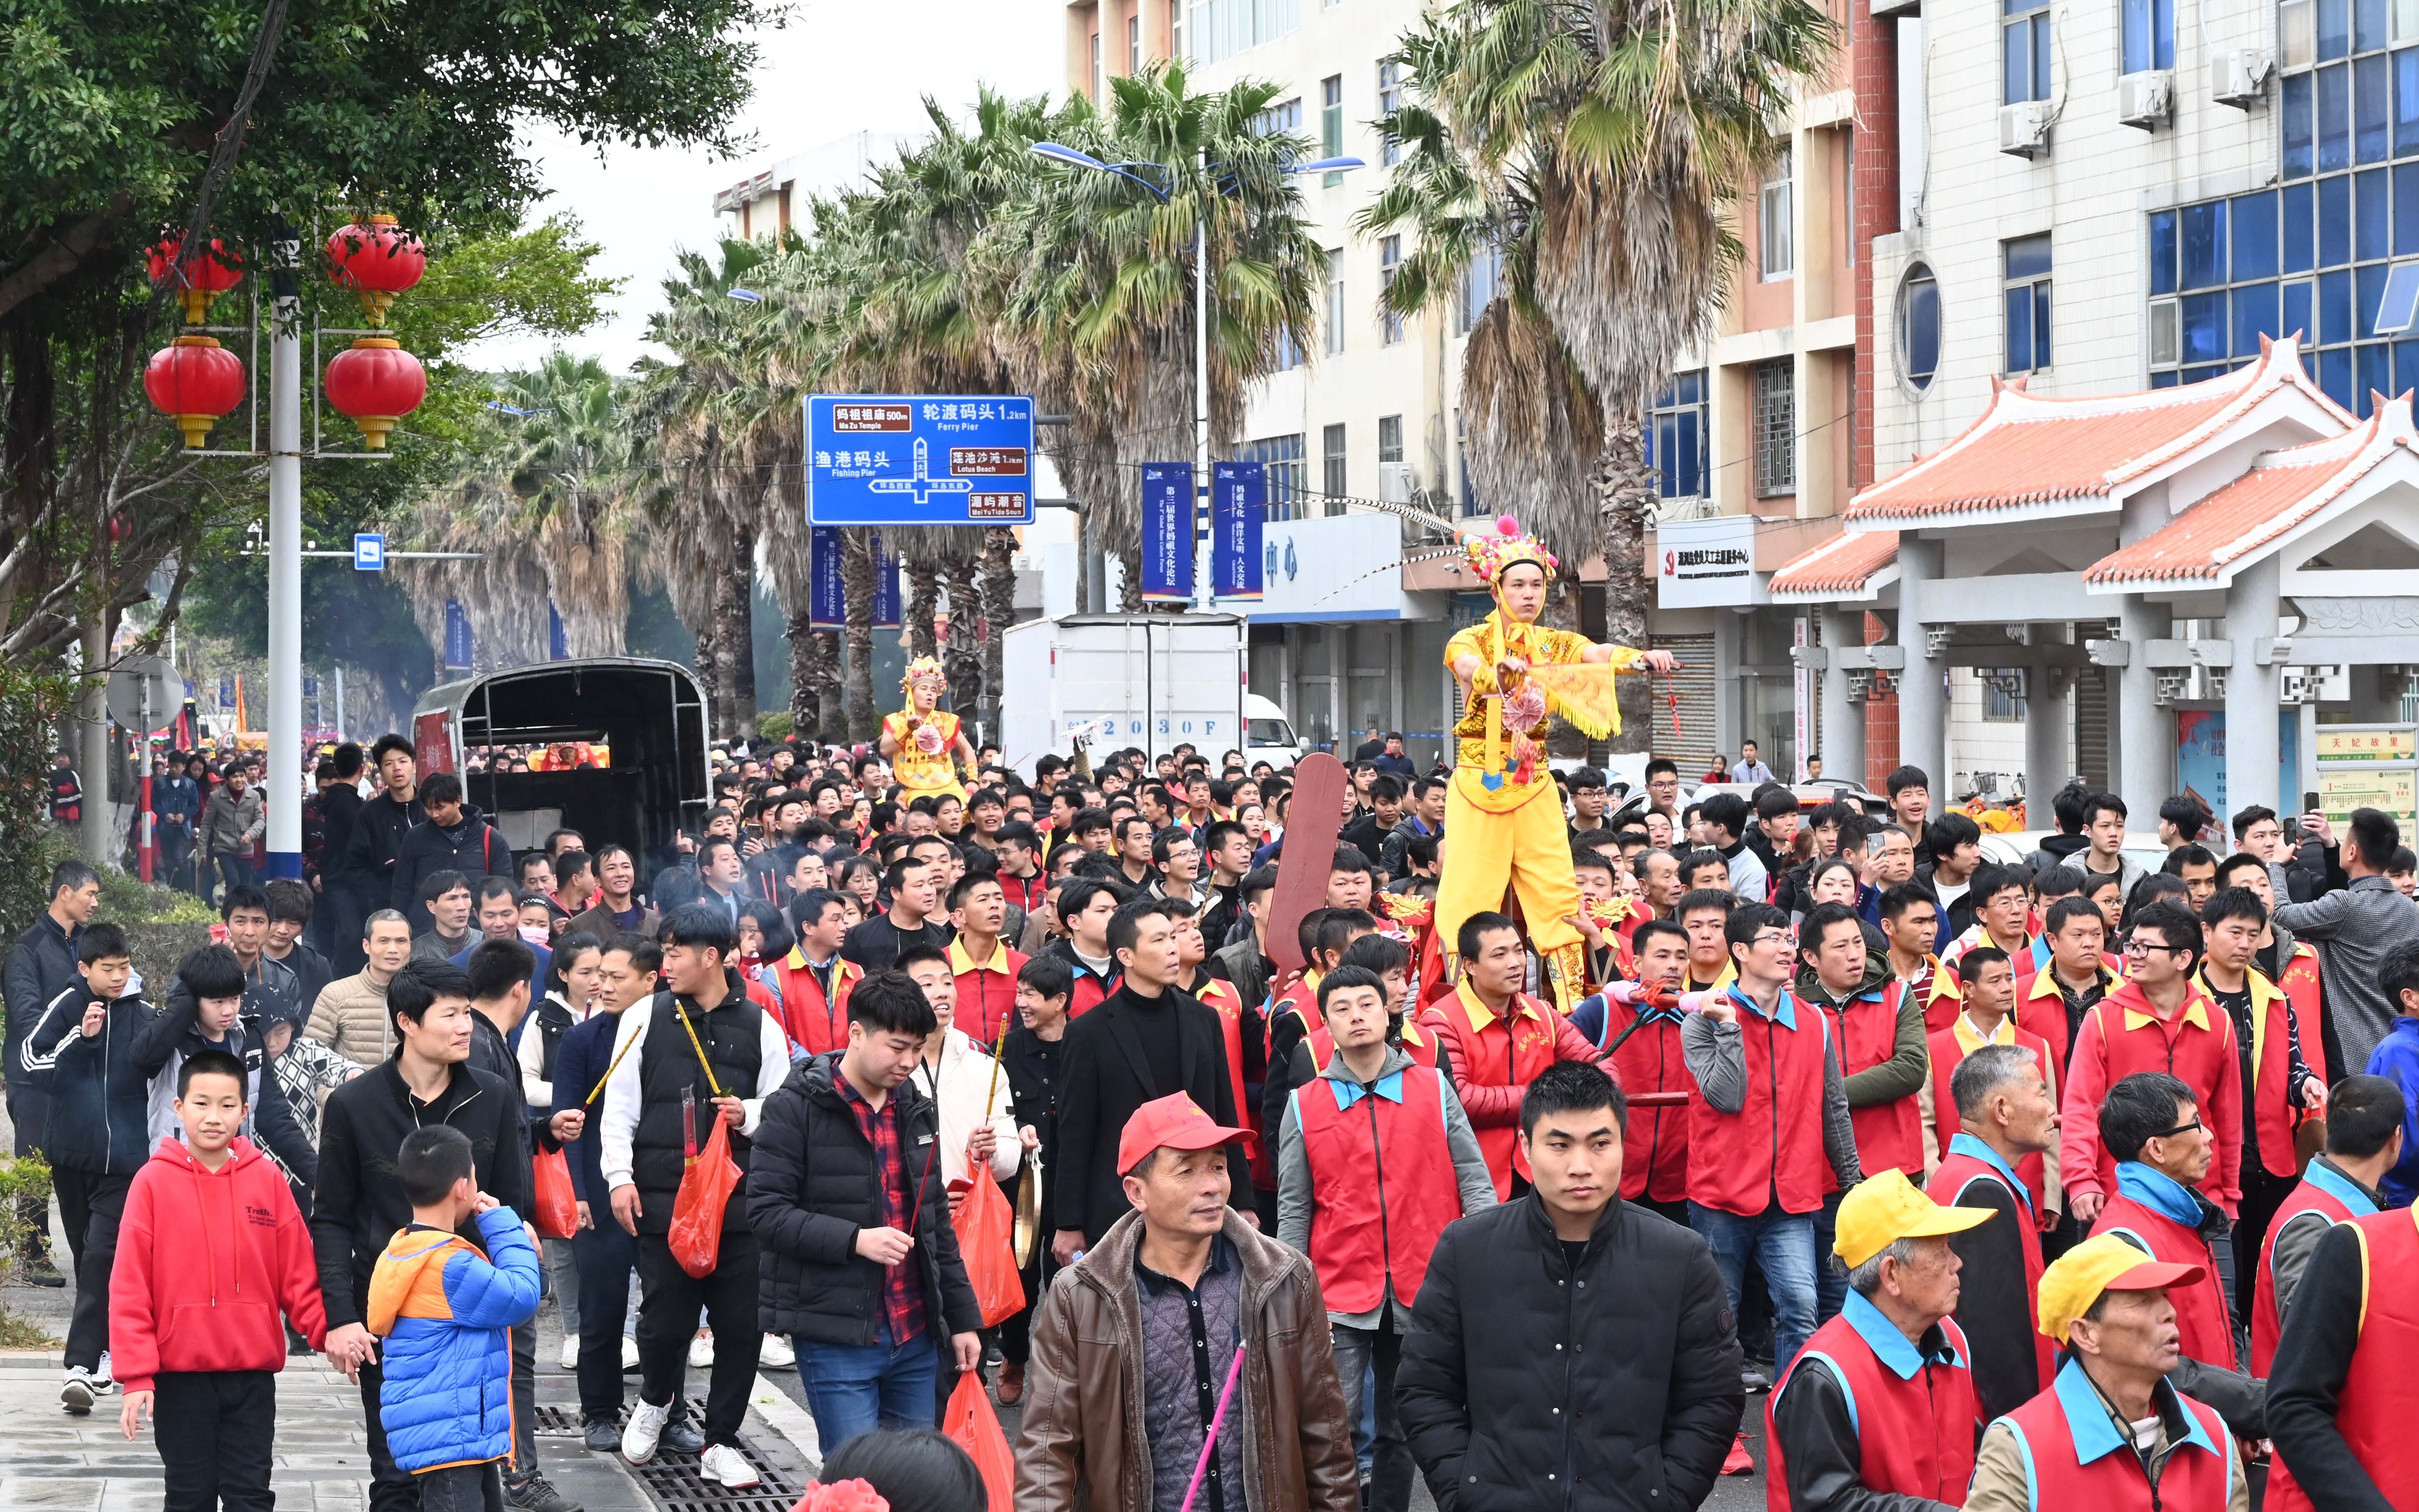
left=1362, top=0, right=1831, bottom=747
left=486, top=352, right=639, bottom=656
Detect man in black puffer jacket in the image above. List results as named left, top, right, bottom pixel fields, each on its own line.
left=1397, top=1062, right=1744, bottom=1512
left=746, top=969, right=983, bottom=1452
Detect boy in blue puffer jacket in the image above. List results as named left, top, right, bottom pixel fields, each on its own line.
left=367, top=1124, right=541, bottom=1512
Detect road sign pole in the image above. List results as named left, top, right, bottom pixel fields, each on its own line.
left=138, top=680, right=154, bottom=884
left=1193, top=145, right=1211, bottom=615
left=267, top=240, right=304, bottom=879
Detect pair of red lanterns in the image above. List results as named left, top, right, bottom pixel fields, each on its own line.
left=142, top=216, right=430, bottom=450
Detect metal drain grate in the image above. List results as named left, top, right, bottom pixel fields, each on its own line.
left=533, top=1406, right=590, bottom=1437
left=529, top=1404, right=804, bottom=1510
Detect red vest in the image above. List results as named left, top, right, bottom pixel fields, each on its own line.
left=2091, top=1185, right=2240, bottom=1372
left=1928, top=1147, right=2054, bottom=1394
left=1588, top=997, right=1691, bottom=1204
left=2279, top=942, right=2327, bottom=1074
left=1303, top=1016, right=1440, bottom=1073
left=1197, top=977, right=1270, bottom=1188
left=1424, top=983, right=1561, bottom=1199
left=1685, top=989, right=1834, bottom=1218
left=2250, top=1162, right=2373, bottom=1374
left=769, top=952, right=860, bottom=1056
left=1066, top=958, right=1116, bottom=1018
left=2266, top=1208, right=2419, bottom=1512
left=1291, top=1063, right=1462, bottom=1313
left=1764, top=1310, right=1979, bottom=1511
left=2201, top=965, right=2303, bottom=1180
left=1815, top=980, right=1926, bottom=1178
left=1926, top=1023, right=2057, bottom=1226
left=1998, top=1364, right=2236, bottom=1512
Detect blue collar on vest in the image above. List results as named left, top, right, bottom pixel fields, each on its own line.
left=1727, top=984, right=1798, bottom=1031
left=2115, top=1162, right=2203, bottom=1227
left=1330, top=1070, right=1406, bottom=1109
left=1841, top=1290, right=1964, bottom=1380
left=2052, top=1357, right=2218, bottom=1464
left=2301, top=1158, right=2382, bottom=1217
left=1947, top=1133, right=2035, bottom=1221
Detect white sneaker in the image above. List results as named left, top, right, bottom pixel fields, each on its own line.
left=621, top=1397, right=670, bottom=1465
left=687, top=1331, right=714, bottom=1368
left=621, top=1335, right=640, bottom=1372
left=758, top=1333, right=794, bottom=1368
left=60, top=1368, right=95, bottom=1416
left=92, top=1352, right=115, bottom=1392
left=559, top=1337, right=581, bottom=1371
left=698, top=1444, right=761, bottom=1490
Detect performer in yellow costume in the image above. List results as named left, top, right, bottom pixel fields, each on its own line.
left=878, top=656, right=976, bottom=803
left=1439, top=516, right=1673, bottom=1010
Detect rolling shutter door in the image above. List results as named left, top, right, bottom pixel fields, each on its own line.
left=2073, top=664, right=2109, bottom=793
left=1651, top=632, right=1717, bottom=769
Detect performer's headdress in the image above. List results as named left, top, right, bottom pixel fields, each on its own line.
left=1461, top=514, right=1558, bottom=590
left=900, top=655, right=944, bottom=692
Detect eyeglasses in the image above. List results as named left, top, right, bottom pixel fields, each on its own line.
left=2120, top=939, right=2188, bottom=957
left=2148, top=1116, right=2204, bottom=1140
left=1752, top=932, right=1794, bottom=948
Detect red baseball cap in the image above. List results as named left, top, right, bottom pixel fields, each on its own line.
left=1117, top=1092, right=1255, bottom=1177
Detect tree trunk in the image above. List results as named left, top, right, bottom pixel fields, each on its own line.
left=942, top=554, right=984, bottom=742
left=906, top=563, right=941, bottom=661
left=812, top=630, right=843, bottom=742
left=841, top=530, right=877, bottom=745
left=979, top=526, right=1016, bottom=748
left=1117, top=545, right=1144, bottom=612
left=692, top=623, right=723, bottom=736
left=1595, top=417, right=1659, bottom=754
left=785, top=610, right=820, bottom=740
left=719, top=517, right=760, bottom=738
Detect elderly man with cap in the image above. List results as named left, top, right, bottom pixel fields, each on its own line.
left=1765, top=1171, right=1987, bottom=1511
left=1927, top=1042, right=2059, bottom=1420
left=1016, top=1092, right=1357, bottom=1512
left=1965, top=1235, right=2247, bottom=1512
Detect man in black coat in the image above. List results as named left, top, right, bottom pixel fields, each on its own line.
left=389, top=772, right=515, bottom=934
left=746, top=970, right=983, bottom=1452
left=1397, top=1062, right=1744, bottom=1512
left=1049, top=897, right=1252, bottom=1259
left=1, top=858, right=99, bottom=1282
left=311, top=742, right=367, bottom=958
left=333, top=734, right=425, bottom=976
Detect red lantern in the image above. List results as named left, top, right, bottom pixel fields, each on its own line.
left=143, top=335, right=247, bottom=449
left=324, top=336, right=426, bottom=449
left=147, top=236, right=244, bottom=325
left=325, top=214, right=426, bottom=326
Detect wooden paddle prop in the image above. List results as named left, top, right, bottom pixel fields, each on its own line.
left=1265, top=752, right=1351, bottom=980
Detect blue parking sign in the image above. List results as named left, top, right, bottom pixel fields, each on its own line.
left=354, top=532, right=386, bottom=571
left=805, top=396, right=1035, bottom=526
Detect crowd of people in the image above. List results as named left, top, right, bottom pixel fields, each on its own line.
left=15, top=695, right=2419, bottom=1512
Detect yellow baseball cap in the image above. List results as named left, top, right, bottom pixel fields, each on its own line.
left=1832, top=1170, right=1992, bottom=1269
left=2036, top=1233, right=2206, bottom=1343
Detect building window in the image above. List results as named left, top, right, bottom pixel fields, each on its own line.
left=1190, top=0, right=1300, bottom=67
left=1377, top=60, right=1402, bottom=166
left=1982, top=668, right=2028, bottom=722
left=1129, top=13, right=1142, bottom=71
left=1899, top=264, right=1941, bottom=392
left=2003, top=233, right=2053, bottom=375
left=2004, top=0, right=2053, bottom=104
left=1171, top=0, right=1184, bottom=60
left=1459, top=241, right=1501, bottom=333
left=1251, top=96, right=1302, bottom=136
left=1243, top=433, right=1307, bottom=520
left=1759, top=147, right=1794, bottom=280
left=1752, top=360, right=1795, bottom=497
left=1644, top=371, right=1707, bottom=502
left=1455, top=410, right=1480, bottom=516
left=1380, top=235, right=1404, bottom=344
left=1273, top=326, right=1303, bottom=372
left=2121, top=0, right=2174, bottom=74
left=1322, top=423, right=1347, bottom=513
left=1092, top=31, right=1104, bottom=102
left=1325, top=257, right=1346, bottom=355
left=1378, top=414, right=1403, bottom=463
left=1320, top=75, right=1345, bottom=186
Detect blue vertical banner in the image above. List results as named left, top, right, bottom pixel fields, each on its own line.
left=1140, top=463, right=1195, bottom=603
left=870, top=530, right=901, bottom=628
left=1211, top=461, right=1267, bottom=599
left=218, top=674, right=234, bottom=708
left=444, top=600, right=474, bottom=670
left=809, top=527, right=846, bottom=628
left=548, top=603, right=569, bottom=660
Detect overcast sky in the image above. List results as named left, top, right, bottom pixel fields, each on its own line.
left=458, top=0, right=1065, bottom=375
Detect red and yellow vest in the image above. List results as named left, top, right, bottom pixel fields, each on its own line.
left=2265, top=1207, right=2419, bottom=1512
left=769, top=952, right=860, bottom=1057
left=1927, top=1016, right=2059, bottom=1227
left=1587, top=994, right=1691, bottom=1204
left=1424, top=980, right=1560, bottom=1199
left=1289, top=1063, right=1462, bottom=1314
left=2249, top=1159, right=2376, bottom=1374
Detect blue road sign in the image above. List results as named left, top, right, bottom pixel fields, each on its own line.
left=354, top=532, right=386, bottom=571
left=805, top=396, right=1036, bottom=526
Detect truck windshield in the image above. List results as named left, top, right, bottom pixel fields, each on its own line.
left=1247, top=718, right=1295, bottom=744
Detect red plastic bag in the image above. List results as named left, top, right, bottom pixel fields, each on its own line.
left=532, top=1144, right=580, bottom=1239
left=669, top=1116, right=740, bottom=1278
left=948, top=1174, right=1027, bottom=1328
left=942, top=1371, right=1015, bottom=1512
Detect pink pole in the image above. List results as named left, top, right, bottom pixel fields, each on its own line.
left=1179, top=1340, right=1247, bottom=1512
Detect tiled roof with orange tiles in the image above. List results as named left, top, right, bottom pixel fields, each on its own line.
left=1846, top=338, right=2341, bottom=524
left=2086, top=400, right=2416, bottom=585
left=1771, top=529, right=1901, bottom=595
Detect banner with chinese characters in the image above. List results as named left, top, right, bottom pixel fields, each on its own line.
left=444, top=600, right=474, bottom=670
left=1140, top=463, right=1195, bottom=603
left=1211, top=461, right=1265, bottom=600
left=871, top=531, right=901, bottom=628
left=809, top=527, right=846, bottom=629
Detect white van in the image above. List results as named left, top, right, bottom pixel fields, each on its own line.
left=1244, top=695, right=1305, bottom=771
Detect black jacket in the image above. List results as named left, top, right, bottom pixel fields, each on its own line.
left=3, top=915, right=81, bottom=1090
left=1935, top=1160, right=2043, bottom=1420
left=1396, top=1195, right=1744, bottom=1512
left=1053, top=982, right=1251, bottom=1244
left=1000, top=1026, right=1066, bottom=1237
left=340, top=789, right=428, bottom=902
left=745, top=1051, right=982, bottom=1348
left=316, top=783, right=364, bottom=886
left=309, top=1057, right=533, bottom=1327
left=390, top=807, right=514, bottom=932
left=272, top=943, right=333, bottom=1019
left=19, top=984, right=156, bottom=1174
left=153, top=960, right=316, bottom=1189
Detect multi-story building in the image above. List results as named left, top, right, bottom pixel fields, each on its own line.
left=710, top=132, right=909, bottom=242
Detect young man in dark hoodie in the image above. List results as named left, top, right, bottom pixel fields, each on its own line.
left=145, top=941, right=317, bottom=1197
left=1, top=857, right=98, bottom=1286
left=334, top=735, right=424, bottom=977
left=311, top=742, right=367, bottom=959
left=389, top=772, right=514, bottom=933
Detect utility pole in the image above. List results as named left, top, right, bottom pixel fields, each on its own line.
left=266, top=236, right=304, bottom=879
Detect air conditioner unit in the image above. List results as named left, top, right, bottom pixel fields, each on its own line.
left=1999, top=101, right=2051, bottom=159
left=2118, top=69, right=2175, bottom=128
left=1378, top=462, right=1415, bottom=503
left=2213, top=49, right=2275, bottom=108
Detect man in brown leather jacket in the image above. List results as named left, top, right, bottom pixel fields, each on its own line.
left=1015, top=1092, right=1357, bottom=1512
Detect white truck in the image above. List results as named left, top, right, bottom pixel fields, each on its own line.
left=1000, top=612, right=1304, bottom=775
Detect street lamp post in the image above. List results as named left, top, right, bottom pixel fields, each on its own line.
left=268, top=240, right=304, bottom=877
left=1031, top=141, right=1361, bottom=609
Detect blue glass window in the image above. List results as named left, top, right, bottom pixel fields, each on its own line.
left=2323, top=267, right=2357, bottom=342
left=2360, top=167, right=2393, bottom=257
left=2321, top=64, right=2354, bottom=173
left=2151, top=209, right=2179, bottom=293
left=2151, top=371, right=2182, bottom=388
left=2397, top=48, right=2419, bottom=155
left=2183, top=365, right=2228, bottom=384
left=1649, top=376, right=1707, bottom=499
left=2397, top=164, right=2419, bottom=252
left=2378, top=262, right=2419, bottom=332
left=2359, top=53, right=2392, bottom=162
left=2360, top=342, right=2390, bottom=414
left=2320, top=0, right=2351, bottom=61
left=2322, top=174, right=2355, bottom=265
left=2287, top=181, right=2318, bottom=270
left=1901, top=269, right=1941, bottom=389
left=2286, top=72, right=2316, bottom=179
left=2285, top=280, right=2316, bottom=345
left=2182, top=202, right=2227, bottom=288
left=2122, top=0, right=2175, bottom=73
left=2395, top=338, right=2419, bottom=396
left=2181, top=292, right=2227, bottom=364
left=2004, top=0, right=2053, bottom=104
left=2357, top=0, right=2389, bottom=53
left=2004, top=235, right=2052, bottom=373
left=2233, top=192, right=2281, bottom=280
left=2322, top=345, right=2355, bottom=408
left=2233, top=280, right=2282, bottom=356
left=2359, top=260, right=2390, bottom=336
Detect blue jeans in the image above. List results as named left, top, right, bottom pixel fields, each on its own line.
left=796, top=1323, right=942, bottom=1454
left=1811, top=1190, right=1848, bottom=1326
left=1689, top=1203, right=1819, bottom=1376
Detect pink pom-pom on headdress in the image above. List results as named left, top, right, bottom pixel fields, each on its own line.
left=1496, top=514, right=1520, bottom=536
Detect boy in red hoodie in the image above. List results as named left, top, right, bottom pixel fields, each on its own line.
left=112, top=1048, right=328, bottom=1509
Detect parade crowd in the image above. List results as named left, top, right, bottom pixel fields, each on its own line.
left=12, top=620, right=2419, bottom=1512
